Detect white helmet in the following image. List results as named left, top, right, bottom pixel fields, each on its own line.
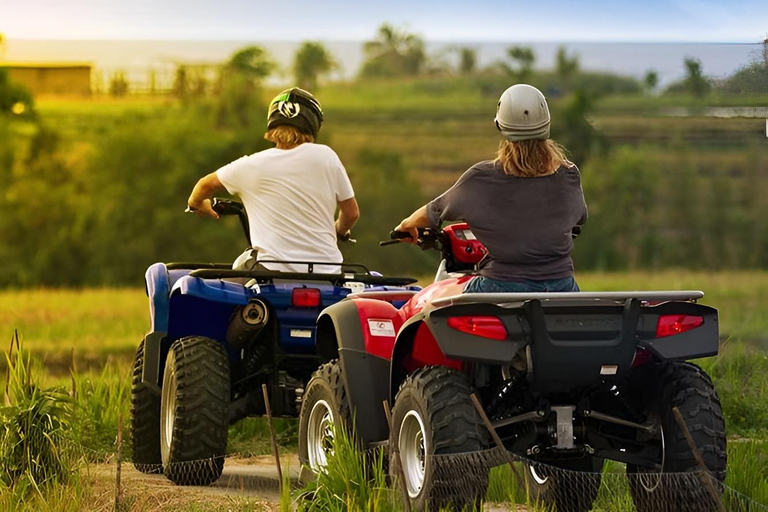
left=494, top=84, right=551, bottom=142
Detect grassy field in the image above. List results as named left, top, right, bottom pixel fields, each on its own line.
left=2, top=270, right=766, bottom=359
left=1, top=273, right=766, bottom=509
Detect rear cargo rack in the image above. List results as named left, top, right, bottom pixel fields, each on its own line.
left=431, top=290, right=704, bottom=308
left=188, top=268, right=418, bottom=287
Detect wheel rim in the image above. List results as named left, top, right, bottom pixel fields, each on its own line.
left=529, top=464, right=549, bottom=485
left=399, top=410, right=428, bottom=498
left=160, top=352, right=177, bottom=466
left=638, top=424, right=666, bottom=492
left=307, top=399, right=335, bottom=471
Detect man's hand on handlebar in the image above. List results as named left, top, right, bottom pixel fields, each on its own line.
left=185, top=198, right=220, bottom=219
left=337, top=230, right=356, bottom=243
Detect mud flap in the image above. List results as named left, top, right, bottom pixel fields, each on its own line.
left=141, top=331, right=166, bottom=393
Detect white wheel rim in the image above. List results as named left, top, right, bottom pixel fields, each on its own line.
left=639, top=424, right=666, bottom=492
left=307, top=399, right=334, bottom=471
left=160, top=352, right=177, bottom=466
left=399, top=410, right=428, bottom=498
left=529, top=464, right=549, bottom=485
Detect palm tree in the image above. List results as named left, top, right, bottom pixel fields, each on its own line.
left=293, top=42, right=337, bottom=91
left=506, top=46, right=536, bottom=82
left=360, top=23, right=425, bottom=77
left=454, top=47, right=477, bottom=76
left=683, top=57, right=709, bottom=97
left=555, top=46, right=579, bottom=91
left=226, top=46, right=276, bottom=83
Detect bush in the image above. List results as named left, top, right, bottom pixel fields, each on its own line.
left=1, top=338, right=80, bottom=490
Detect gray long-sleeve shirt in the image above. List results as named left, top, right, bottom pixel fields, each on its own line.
left=427, top=160, right=587, bottom=281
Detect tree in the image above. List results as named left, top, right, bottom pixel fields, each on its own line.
left=0, top=68, right=34, bottom=116
left=721, top=61, right=768, bottom=93
left=683, top=57, right=710, bottom=97
left=216, top=45, right=276, bottom=127
left=456, top=47, right=477, bottom=76
left=505, top=46, right=535, bottom=82
left=643, top=69, right=659, bottom=93
left=555, top=46, right=580, bottom=91
left=225, top=46, right=276, bottom=83
left=360, top=24, right=426, bottom=78
left=293, top=41, right=337, bottom=91
left=0, top=33, right=6, bottom=60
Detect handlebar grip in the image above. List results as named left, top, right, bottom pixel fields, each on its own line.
left=379, top=239, right=403, bottom=247
left=571, top=226, right=582, bottom=239
left=389, top=230, right=413, bottom=240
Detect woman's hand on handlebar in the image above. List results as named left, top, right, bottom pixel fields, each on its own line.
left=393, top=221, right=420, bottom=244
left=185, top=198, right=220, bottom=219
left=394, top=205, right=431, bottom=244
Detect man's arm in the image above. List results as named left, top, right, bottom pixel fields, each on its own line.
left=188, top=172, right=226, bottom=219
left=335, top=197, right=360, bottom=239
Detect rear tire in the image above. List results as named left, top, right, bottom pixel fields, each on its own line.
left=160, top=336, right=230, bottom=486
left=627, top=362, right=727, bottom=512
left=524, top=457, right=604, bottom=512
left=389, top=366, right=489, bottom=511
left=130, top=339, right=162, bottom=474
left=298, top=361, right=353, bottom=479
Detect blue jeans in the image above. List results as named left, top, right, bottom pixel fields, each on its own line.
left=464, top=275, right=580, bottom=293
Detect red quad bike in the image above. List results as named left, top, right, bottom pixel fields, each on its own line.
left=298, top=224, right=726, bottom=512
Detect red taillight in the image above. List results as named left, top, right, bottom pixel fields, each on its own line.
left=447, top=316, right=507, bottom=340
left=292, top=288, right=321, bottom=307
left=631, top=347, right=654, bottom=368
left=656, top=315, right=703, bottom=338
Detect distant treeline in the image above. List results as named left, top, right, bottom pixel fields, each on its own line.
left=1, top=34, right=767, bottom=287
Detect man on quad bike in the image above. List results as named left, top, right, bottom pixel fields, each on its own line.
left=187, top=87, right=360, bottom=273
left=396, top=83, right=587, bottom=293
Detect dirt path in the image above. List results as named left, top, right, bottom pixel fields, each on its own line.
left=88, top=455, right=300, bottom=511
left=90, top=455, right=527, bottom=511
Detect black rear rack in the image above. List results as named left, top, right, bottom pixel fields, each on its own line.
left=188, top=268, right=418, bottom=287
left=166, top=262, right=233, bottom=270
left=431, top=290, right=704, bottom=308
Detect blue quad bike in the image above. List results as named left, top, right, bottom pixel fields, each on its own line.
left=130, top=198, right=419, bottom=485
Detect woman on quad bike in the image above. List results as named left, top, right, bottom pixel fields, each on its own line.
left=395, top=83, right=587, bottom=293
left=187, top=87, right=360, bottom=273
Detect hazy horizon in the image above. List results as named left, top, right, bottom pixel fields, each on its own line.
left=3, top=38, right=762, bottom=89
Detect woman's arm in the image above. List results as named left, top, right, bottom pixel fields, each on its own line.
left=394, top=205, right=431, bottom=244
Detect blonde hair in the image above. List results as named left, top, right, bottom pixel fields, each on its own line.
left=495, top=139, right=571, bottom=177
left=264, top=125, right=314, bottom=149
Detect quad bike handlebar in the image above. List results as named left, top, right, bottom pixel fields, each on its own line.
left=381, top=225, right=582, bottom=248
left=380, top=228, right=438, bottom=248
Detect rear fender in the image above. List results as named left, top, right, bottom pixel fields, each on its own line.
left=143, top=263, right=191, bottom=387
left=316, top=299, right=396, bottom=445
left=638, top=302, right=719, bottom=360
left=389, top=314, right=466, bottom=400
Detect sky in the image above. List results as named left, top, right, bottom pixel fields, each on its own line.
left=1, top=0, right=767, bottom=43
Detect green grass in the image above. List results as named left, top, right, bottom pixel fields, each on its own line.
left=0, top=288, right=147, bottom=364
left=576, top=271, right=768, bottom=344
left=2, top=271, right=766, bottom=361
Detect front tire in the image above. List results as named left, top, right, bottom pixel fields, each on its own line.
left=160, top=336, right=230, bottom=486
left=298, top=361, right=353, bottom=478
left=627, top=362, right=727, bottom=512
left=130, top=338, right=162, bottom=474
left=389, top=366, right=489, bottom=511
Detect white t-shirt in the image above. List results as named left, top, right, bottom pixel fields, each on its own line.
left=216, top=143, right=355, bottom=273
